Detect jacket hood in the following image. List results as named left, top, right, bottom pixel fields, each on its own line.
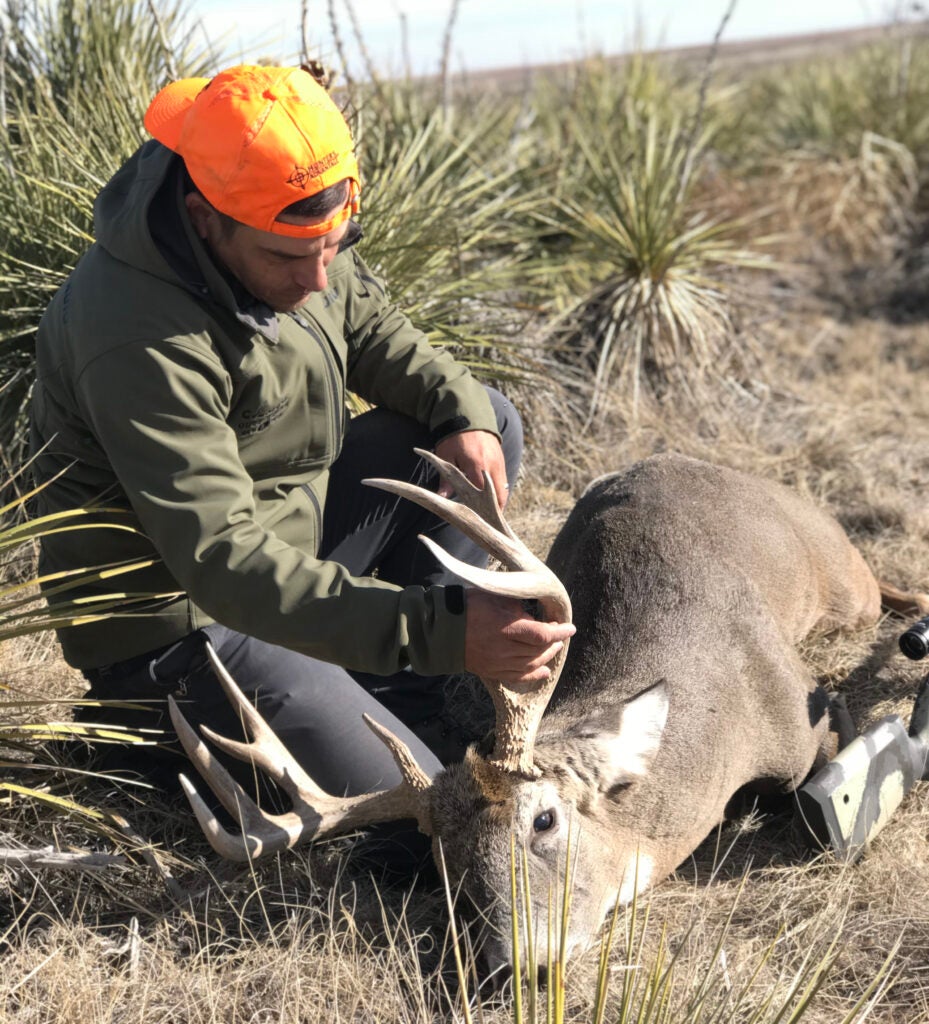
left=93, top=140, right=185, bottom=284
left=93, top=140, right=258, bottom=323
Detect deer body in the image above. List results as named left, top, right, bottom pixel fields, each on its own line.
left=173, top=450, right=889, bottom=977
left=428, top=453, right=880, bottom=970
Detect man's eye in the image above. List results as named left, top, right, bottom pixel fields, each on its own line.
left=533, top=810, right=555, bottom=833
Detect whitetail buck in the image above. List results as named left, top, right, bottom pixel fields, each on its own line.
left=169, top=451, right=926, bottom=976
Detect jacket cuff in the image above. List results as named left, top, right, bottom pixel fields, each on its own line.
left=430, top=415, right=478, bottom=444
left=430, top=397, right=500, bottom=446
left=400, top=584, right=468, bottom=675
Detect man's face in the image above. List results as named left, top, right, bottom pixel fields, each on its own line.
left=186, top=194, right=350, bottom=313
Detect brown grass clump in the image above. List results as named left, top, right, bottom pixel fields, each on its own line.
left=1, top=879, right=453, bottom=1023
left=737, top=137, right=919, bottom=268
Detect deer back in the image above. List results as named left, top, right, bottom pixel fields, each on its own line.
left=548, top=453, right=879, bottom=707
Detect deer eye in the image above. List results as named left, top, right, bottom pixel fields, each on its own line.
left=533, top=810, right=555, bottom=833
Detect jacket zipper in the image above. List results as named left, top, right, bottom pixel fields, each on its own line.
left=300, top=479, right=323, bottom=546
left=292, top=312, right=343, bottom=460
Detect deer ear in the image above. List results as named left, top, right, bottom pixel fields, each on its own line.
left=567, top=681, right=670, bottom=790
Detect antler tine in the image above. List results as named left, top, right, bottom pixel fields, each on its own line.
left=363, top=714, right=433, bottom=793
left=168, top=644, right=434, bottom=861
left=365, top=450, right=571, bottom=624
left=197, top=643, right=331, bottom=800
left=365, top=449, right=544, bottom=574
left=169, top=693, right=274, bottom=826
left=366, top=450, right=573, bottom=780
left=416, top=447, right=515, bottom=540
left=416, top=534, right=570, bottom=619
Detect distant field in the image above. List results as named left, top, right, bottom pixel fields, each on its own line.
left=453, top=22, right=929, bottom=90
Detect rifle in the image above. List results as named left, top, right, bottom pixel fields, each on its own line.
left=797, top=615, right=929, bottom=860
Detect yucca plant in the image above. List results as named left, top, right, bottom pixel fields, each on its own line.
left=347, top=80, right=544, bottom=383
left=707, top=39, right=929, bottom=266
left=0, top=464, right=181, bottom=858
left=0, top=0, right=217, bottom=465
left=523, top=53, right=691, bottom=192
left=507, top=53, right=694, bottom=254
left=752, top=36, right=929, bottom=168
left=541, top=100, right=769, bottom=416
left=716, top=34, right=929, bottom=211
left=0, top=479, right=175, bottom=643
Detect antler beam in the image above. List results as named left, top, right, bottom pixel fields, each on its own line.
left=169, top=643, right=433, bottom=861
left=364, top=449, right=573, bottom=779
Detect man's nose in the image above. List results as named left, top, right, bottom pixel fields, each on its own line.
left=294, top=259, right=327, bottom=293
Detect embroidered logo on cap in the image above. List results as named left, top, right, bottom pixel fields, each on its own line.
left=287, top=152, right=339, bottom=189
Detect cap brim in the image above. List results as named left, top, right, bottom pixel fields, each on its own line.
left=144, top=76, right=212, bottom=151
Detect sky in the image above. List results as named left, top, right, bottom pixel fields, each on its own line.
left=185, top=0, right=908, bottom=77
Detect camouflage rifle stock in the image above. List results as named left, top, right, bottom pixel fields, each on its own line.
left=797, top=672, right=929, bottom=861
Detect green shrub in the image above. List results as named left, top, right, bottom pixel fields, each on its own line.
left=0, top=0, right=216, bottom=462
left=538, top=91, right=767, bottom=414
left=718, top=35, right=929, bottom=178
left=343, top=79, right=543, bottom=383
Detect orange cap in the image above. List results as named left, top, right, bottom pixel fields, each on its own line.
left=144, top=65, right=360, bottom=238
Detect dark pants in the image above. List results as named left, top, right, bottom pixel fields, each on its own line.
left=78, top=388, right=522, bottom=809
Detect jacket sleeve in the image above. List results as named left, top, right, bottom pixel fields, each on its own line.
left=341, top=251, right=500, bottom=442
left=72, top=335, right=468, bottom=676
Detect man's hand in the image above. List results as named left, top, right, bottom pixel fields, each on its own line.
left=464, top=591, right=576, bottom=684
left=434, top=430, right=509, bottom=508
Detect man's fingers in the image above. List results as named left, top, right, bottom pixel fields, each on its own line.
left=494, top=644, right=564, bottom=684
left=503, top=617, right=576, bottom=646
left=497, top=664, right=553, bottom=685
left=486, top=635, right=571, bottom=684
left=463, top=590, right=574, bottom=683
left=432, top=431, right=508, bottom=505
left=522, top=638, right=567, bottom=672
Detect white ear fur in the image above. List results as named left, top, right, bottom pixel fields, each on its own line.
left=574, top=682, right=669, bottom=787
left=614, top=682, right=669, bottom=776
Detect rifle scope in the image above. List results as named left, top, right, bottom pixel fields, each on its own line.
left=900, top=614, right=929, bottom=661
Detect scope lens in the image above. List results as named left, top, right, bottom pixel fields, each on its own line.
left=900, top=622, right=929, bottom=661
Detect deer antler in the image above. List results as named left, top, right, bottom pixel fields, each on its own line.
left=364, top=449, right=572, bottom=779
left=169, top=643, right=433, bottom=861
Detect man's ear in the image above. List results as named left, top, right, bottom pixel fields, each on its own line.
left=184, top=192, right=214, bottom=239
left=565, top=681, right=670, bottom=792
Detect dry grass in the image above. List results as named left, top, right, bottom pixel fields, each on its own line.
left=4, top=128, right=929, bottom=1024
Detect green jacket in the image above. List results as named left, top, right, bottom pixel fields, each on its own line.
left=31, top=141, right=498, bottom=672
